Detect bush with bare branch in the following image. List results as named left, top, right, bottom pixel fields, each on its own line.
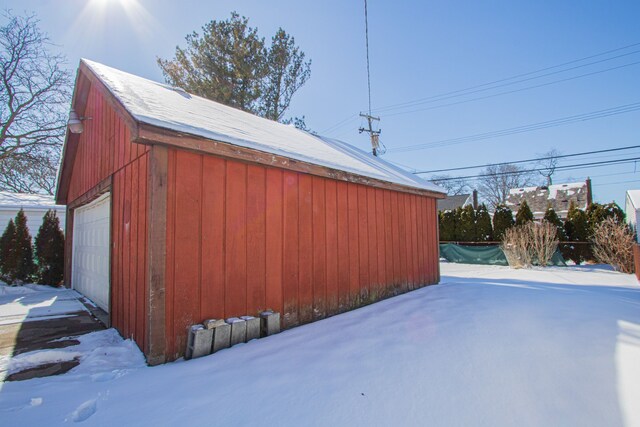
left=592, top=217, right=634, bottom=273
left=501, top=221, right=559, bottom=268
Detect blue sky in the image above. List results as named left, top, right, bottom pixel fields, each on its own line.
left=5, top=0, right=640, bottom=205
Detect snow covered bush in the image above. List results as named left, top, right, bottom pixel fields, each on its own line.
left=591, top=217, right=635, bottom=273
left=501, top=221, right=558, bottom=268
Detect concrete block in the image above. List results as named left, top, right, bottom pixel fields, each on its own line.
left=186, top=325, right=213, bottom=360
left=203, top=318, right=226, bottom=330
left=241, top=316, right=260, bottom=341
left=191, top=327, right=213, bottom=359
left=211, top=322, right=231, bottom=353
left=185, top=325, right=197, bottom=360
left=260, top=311, right=281, bottom=337
left=227, top=318, right=247, bottom=346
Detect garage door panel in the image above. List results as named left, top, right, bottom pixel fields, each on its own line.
left=72, top=193, right=111, bottom=312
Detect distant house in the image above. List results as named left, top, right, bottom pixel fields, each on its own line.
left=0, top=191, right=65, bottom=236
left=437, top=190, right=478, bottom=212
left=625, top=190, right=640, bottom=241
left=505, top=179, right=592, bottom=220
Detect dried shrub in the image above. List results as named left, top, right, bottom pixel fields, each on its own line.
left=501, top=221, right=559, bottom=268
left=501, top=225, right=533, bottom=269
left=530, top=221, right=559, bottom=267
left=592, top=217, right=635, bottom=273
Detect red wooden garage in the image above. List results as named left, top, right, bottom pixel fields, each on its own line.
left=56, top=60, right=446, bottom=364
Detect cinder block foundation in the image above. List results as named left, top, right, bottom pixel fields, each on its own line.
left=241, top=316, right=260, bottom=341
left=185, top=325, right=213, bottom=360
left=212, top=322, right=231, bottom=353
left=227, top=318, right=247, bottom=346
left=260, top=311, right=281, bottom=337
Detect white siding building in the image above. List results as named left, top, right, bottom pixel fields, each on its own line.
left=625, top=190, right=640, bottom=242
left=0, top=192, right=66, bottom=237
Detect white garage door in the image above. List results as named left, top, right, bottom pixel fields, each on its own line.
left=72, top=193, right=111, bottom=312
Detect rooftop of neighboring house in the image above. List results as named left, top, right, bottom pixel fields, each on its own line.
left=0, top=191, right=63, bottom=210
left=437, top=193, right=473, bottom=212
left=505, top=180, right=592, bottom=219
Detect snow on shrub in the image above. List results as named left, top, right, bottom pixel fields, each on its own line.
left=501, top=221, right=559, bottom=269
left=591, top=217, right=634, bottom=273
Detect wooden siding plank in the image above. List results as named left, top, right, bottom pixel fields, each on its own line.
left=357, top=185, right=369, bottom=295
left=173, top=151, right=202, bottom=354
left=136, top=155, right=147, bottom=351
left=201, top=156, right=226, bottom=320
left=247, top=165, right=267, bottom=315
left=324, top=179, right=339, bottom=316
left=396, top=192, right=407, bottom=291
left=336, top=182, right=350, bottom=312
left=298, top=174, right=313, bottom=323
left=129, top=158, right=139, bottom=339
left=384, top=190, right=394, bottom=288
left=347, top=183, right=360, bottom=303
left=375, top=189, right=386, bottom=289
left=410, top=195, right=418, bottom=288
left=122, top=165, right=131, bottom=337
left=282, top=171, right=299, bottom=327
left=164, top=149, right=176, bottom=357
left=147, top=146, right=168, bottom=365
left=312, top=176, right=326, bottom=320
left=225, top=161, right=247, bottom=316
left=265, top=168, right=283, bottom=314
left=367, top=187, right=378, bottom=290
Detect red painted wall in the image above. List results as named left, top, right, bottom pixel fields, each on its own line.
left=164, top=148, right=440, bottom=359
left=66, top=85, right=149, bottom=350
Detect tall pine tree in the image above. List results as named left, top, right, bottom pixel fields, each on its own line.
left=439, top=209, right=459, bottom=241
left=493, top=205, right=514, bottom=241
left=0, top=219, right=17, bottom=282
left=12, top=209, right=35, bottom=283
left=475, top=204, right=493, bottom=241
left=543, top=206, right=566, bottom=240
left=458, top=205, right=477, bottom=242
left=35, top=210, right=65, bottom=286
left=564, top=202, right=591, bottom=263
left=515, top=201, right=534, bottom=225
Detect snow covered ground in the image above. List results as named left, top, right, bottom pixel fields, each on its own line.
left=1, top=263, right=639, bottom=426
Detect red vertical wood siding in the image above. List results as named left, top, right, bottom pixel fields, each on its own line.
left=163, top=148, right=440, bottom=359
left=65, top=85, right=149, bottom=351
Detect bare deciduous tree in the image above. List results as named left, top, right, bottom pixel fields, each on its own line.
left=536, top=149, right=560, bottom=186
left=430, top=174, right=472, bottom=195
left=0, top=11, right=71, bottom=195
left=477, top=163, right=534, bottom=208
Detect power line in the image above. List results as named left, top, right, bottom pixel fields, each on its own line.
left=391, top=102, right=640, bottom=153
left=415, top=144, right=640, bottom=174
left=364, top=0, right=372, bottom=115
left=321, top=42, right=640, bottom=137
left=429, top=157, right=640, bottom=181
left=374, top=47, right=640, bottom=114
left=384, top=60, right=640, bottom=118
left=371, top=42, right=640, bottom=113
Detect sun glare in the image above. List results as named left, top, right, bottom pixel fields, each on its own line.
left=68, top=0, right=160, bottom=45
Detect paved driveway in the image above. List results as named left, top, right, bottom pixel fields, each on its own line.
left=0, top=285, right=105, bottom=381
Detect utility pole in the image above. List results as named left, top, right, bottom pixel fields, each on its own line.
left=359, top=112, right=381, bottom=156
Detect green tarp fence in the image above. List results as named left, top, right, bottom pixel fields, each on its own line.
left=439, top=243, right=566, bottom=266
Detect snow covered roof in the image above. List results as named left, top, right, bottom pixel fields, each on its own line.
left=626, top=190, right=640, bottom=210
left=437, top=194, right=472, bottom=212
left=0, top=191, right=64, bottom=210
left=506, top=181, right=590, bottom=218
left=81, top=59, right=444, bottom=195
